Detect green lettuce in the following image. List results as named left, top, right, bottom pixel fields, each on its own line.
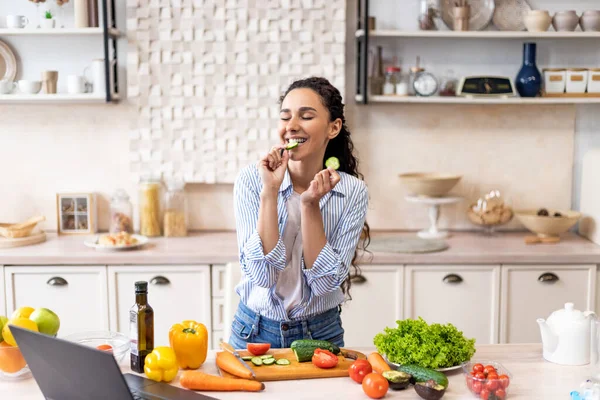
left=373, top=317, right=476, bottom=369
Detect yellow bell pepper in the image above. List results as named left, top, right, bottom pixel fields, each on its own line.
left=169, top=320, right=208, bottom=369
left=144, top=347, right=178, bottom=383
left=2, top=317, right=38, bottom=347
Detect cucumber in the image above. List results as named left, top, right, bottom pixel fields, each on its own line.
left=251, top=356, right=263, bottom=366
left=325, top=156, right=340, bottom=170
left=290, top=339, right=340, bottom=362
left=260, top=355, right=274, bottom=359
left=241, top=356, right=253, bottom=361
left=262, top=357, right=276, bottom=365
left=285, top=141, right=299, bottom=150
left=275, top=358, right=291, bottom=365
left=396, top=365, right=449, bottom=388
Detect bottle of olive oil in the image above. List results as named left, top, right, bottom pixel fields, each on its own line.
left=130, top=281, right=154, bottom=373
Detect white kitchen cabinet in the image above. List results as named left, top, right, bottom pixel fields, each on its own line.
left=404, top=265, right=500, bottom=345
left=4, top=266, right=109, bottom=336
left=340, top=266, right=403, bottom=348
left=500, top=264, right=596, bottom=344
left=108, top=266, right=211, bottom=347
left=0, top=265, right=4, bottom=316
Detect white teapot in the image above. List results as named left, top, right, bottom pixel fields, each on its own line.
left=537, top=302, right=597, bottom=365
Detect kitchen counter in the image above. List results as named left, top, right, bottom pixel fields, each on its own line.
left=1, top=344, right=594, bottom=399
left=1, top=231, right=600, bottom=266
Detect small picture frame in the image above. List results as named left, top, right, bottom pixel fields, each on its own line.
left=56, top=193, right=98, bottom=235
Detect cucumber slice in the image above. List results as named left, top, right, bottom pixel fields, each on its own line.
left=285, top=141, right=299, bottom=150
left=241, top=356, right=253, bottom=361
left=251, top=357, right=263, bottom=366
left=276, top=358, right=291, bottom=365
left=262, top=357, right=276, bottom=365
left=325, top=156, right=340, bottom=170
left=259, top=355, right=274, bottom=359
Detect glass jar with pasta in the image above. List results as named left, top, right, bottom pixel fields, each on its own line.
left=163, top=178, right=188, bottom=237
left=139, top=176, right=163, bottom=237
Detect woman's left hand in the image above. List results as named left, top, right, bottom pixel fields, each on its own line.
left=300, top=168, right=341, bottom=206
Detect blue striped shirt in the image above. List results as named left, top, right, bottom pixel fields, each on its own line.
left=233, top=164, right=369, bottom=321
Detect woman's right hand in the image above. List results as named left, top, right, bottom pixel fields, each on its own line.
left=258, top=145, right=289, bottom=193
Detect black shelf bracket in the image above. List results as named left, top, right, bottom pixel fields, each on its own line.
left=101, top=0, right=119, bottom=103
left=356, top=0, right=369, bottom=104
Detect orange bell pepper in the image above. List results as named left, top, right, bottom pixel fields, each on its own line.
left=169, top=320, right=208, bottom=369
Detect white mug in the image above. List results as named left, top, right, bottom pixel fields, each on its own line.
left=0, top=79, right=16, bottom=94
left=67, top=75, right=87, bottom=94
left=18, top=80, right=42, bottom=94
left=6, top=15, right=29, bottom=29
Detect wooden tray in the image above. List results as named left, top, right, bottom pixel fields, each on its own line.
left=542, top=92, right=600, bottom=98
left=0, top=231, right=46, bottom=249
left=218, top=348, right=366, bottom=382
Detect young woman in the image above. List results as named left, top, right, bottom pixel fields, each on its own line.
left=230, top=77, right=370, bottom=349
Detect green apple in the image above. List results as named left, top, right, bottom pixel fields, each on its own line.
left=29, top=308, right=60, bottom=336
left=0, top=316, right=7, bottom=342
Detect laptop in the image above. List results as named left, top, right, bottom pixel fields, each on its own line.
left=11, top=326, right=219, bottom=400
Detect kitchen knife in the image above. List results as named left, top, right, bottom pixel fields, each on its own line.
left=219, top=341, right=256, bottom=379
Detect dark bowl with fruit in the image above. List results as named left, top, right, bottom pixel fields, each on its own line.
left=462, top=360, right=511, bottom=399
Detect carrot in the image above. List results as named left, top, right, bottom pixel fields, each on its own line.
left=367, top=352, right=391, bottom=374
left=180, top=371, right=265, bottom=392
left=215, top=351, right=254, bottom=379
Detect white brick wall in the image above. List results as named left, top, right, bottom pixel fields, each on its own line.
left=127, top=0, right=346, bottom=183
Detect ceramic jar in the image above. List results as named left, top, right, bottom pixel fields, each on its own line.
left=566, top=68, right=588, bottom=93
left=524, top=10, right=551, bottom=32
left=543, top=69, right=566, bottom=94
left=580, top=10, right=600, bottom=32
left=553, top=10, right=579, bottom=32
left=588, top=69, right=600, bottom=93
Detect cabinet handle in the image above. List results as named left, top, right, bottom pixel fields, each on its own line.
left=442, top=274, right=463, bottom=284
left=150, top=275, right=171, bottom=285
left=350, top=274, right=367, bottom=284
left=538, top=272, right=559, bottom=283
left=46, top=277, right=68, bottom=286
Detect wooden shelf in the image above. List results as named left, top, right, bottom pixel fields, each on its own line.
left=358, top=94, right=600, bottom=105
left=0, top=93, right=119, bottom=104
left=0, top=27, right=120, bottom=37
left=356, top=29, right=600, bottom=39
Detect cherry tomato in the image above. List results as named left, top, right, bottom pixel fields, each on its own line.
left=498, top=374, right=510, bottom=389
left=475, top=372, right=486, bottom=380
left=480, top=388, right=491, bottom=400
left=247, top=343, right=271, bottom=356
left=96, top=344, right=113, bottom=353
left=495, top=388, right=507, bottom=399
left=348, top=359, right=372, bottom=384
left=311, top=348, right=339, bottom=369
left=487, top=372, right=499, bottom=381
left=473, top=363, right=484, bottom=374
left=472, top=380, right=483, bottom=394
left=470, top=371, right=476, bottom=377
left=362, top=373, right=389, bottom=399
left=483, top=365, right=497, bottom=376
left=485, top=379, right=499, bottom=391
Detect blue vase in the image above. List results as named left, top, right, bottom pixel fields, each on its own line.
left=516, top=43, right=542, bottom=97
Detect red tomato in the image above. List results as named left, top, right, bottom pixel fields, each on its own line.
left=96, top=344, right=113, bottom=353
left=348, top=359, right=372, bottom=383
left=480, top=389, right=491, bottom=400
left=475, top=372, right=486, bottom=380
left=470, top=371, right=476, bottom=377
left=487, top=372, right=499, bottom=381
left=495, top=388, right=507, bottom=399
left=485, top=379, right=499, bottom=391
left=473, top=363, right=484, bottom=374
left=247, top=343, right=271, bottom=356
left=311, top=348, right=339, bottom=369
left=498, top=374, right=510, bottom=389
left=472, top=381, right=483, bottom=394
left=362, top=372, right=389, bottom=399
left=483, top=365, right=497, bottom=376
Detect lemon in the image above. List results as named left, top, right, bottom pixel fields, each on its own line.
left=11, top=306, right=35, bottom=320
left=2, top=318, right=39, bottom=347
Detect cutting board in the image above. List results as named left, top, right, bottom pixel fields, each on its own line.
left=0, top=231, right=46, bottom=248
left=217, top=348, right=366, bottom=382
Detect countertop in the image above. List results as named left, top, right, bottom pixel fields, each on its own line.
left=1, top=230, right=600, bottom=266
left=1, top=344, right=594, bottom=399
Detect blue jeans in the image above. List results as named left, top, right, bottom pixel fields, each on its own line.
left=228, top=301, right=345, bottom=349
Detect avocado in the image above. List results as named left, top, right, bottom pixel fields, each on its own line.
left=414, top=380, right=447, bottom=400
left=382, top=370, right=411, bottom=390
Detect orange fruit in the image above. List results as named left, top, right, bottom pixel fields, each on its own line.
left=0, top=342, right=27, bottom=374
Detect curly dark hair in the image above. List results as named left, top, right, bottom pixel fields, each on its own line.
left=279, top=76, right=371, bottom=300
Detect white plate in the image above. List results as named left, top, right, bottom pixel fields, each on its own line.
left=493, top=0, right=532, bottom=31
left=84, top=234, right=149, bottom=251
left=384, top=354, right=465, bottom=372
